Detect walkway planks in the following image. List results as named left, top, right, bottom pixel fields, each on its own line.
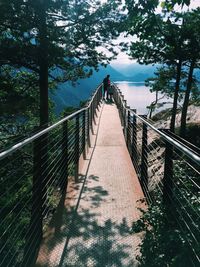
left=35, top=102, right=144, bottom=267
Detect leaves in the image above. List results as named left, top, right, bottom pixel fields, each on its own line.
left=0, top=0, right=125, bottom=146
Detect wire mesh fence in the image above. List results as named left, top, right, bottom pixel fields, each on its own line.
left=0, top=84, right=102, bottom=267
left=113, top=84, right=200, bottom=266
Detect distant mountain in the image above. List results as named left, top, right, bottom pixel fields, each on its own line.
left=50, top=63, right=157, bottom=115
left=128, top=72, right=154, bottom=82
left=50, top=65, right=127, bottom=115
left=111, top=63, right=158, bottom=82
left=50, top=89, right=81, bottom=115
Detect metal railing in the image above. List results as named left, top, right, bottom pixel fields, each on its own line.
left=0, top=84, right=103, bottom=267
left=113, top=84, right=200, bottom=266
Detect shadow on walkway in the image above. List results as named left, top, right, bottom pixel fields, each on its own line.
left=35, top=103, right=143, bottom=267
left=36, top=174, right=139, bottom=267
left=59, top=209, right=135, bottom=267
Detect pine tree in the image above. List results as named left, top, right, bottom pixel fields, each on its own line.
left=0, top=0, right=123, bottom=127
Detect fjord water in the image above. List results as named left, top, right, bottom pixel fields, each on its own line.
left=116, top=81, right=170, bottom=115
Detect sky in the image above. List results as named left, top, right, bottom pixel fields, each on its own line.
left=108, top=0, right=200, bottom=66
left=184, top=0, right=200, bottom=9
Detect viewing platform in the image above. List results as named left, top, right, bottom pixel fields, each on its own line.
left=1, top=84, right=199, bottom=267
left=36, top=102, right=144, bottom=267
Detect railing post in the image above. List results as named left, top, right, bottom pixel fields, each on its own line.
left=114, top=86, right=118, bottom=105
left=131, top=109, right=138, bottom=173
left=93, top=99, right=95, bottom=122
left=75, top=113, right=79, bottom=183
left=93, top=94, right=96, bottom=115
left=120, top=94, right=124, bottom=123
left=116, top=90, right=118, bottom=106
left=82, top=110, right=86, bottom=159
left=100, top=84, right=103, bottom=100
left=90, top=103, right=93, bottom=134
left=61, top=119, right=68, bottom=193
left=95, top=93, right=98, bottom=116
left=120, top=93, right=124, bottom=124
left=22, top=138, right=43, bottom=266
left=141, top=115, right=148, bottom=195
left=123, top=100, right=127, bottom=136
left=100, top=85, right=103, bottom=100
left=119, top=93, right=123, bottom=124
left=121, top=93, right=124, bottom=104
left=116, top=89, right=119, bottom=106
left=126, top=108, right=131, bottom=152
left=113, top=86, right=116, bottom=103
left=163, top=131, right=174, bottom=205
left=87, top=108, right=91, bottom=148
left=118, top=89, right=121, bottom=107
left=119, top=98, right=122, bottom=123
left=91, top=99, right=94, bottom=121
left=97, top=88, right=101, bottom=108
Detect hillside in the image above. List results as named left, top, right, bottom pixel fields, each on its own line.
left=50, top=65, right=128, bottom=114
left=111, top=63, right=158, bottom=81
left=50, top=63, right=157, bottom=115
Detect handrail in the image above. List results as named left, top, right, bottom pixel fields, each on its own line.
left=114, top=83, right=200, bottom=265
left=160, top=129, right=200, bottom=157
left=131, top=111, right=200, bottom=166
left=0, top=84, right=102, bottom=160
left=0, top=81, right=103, bottom=267
left=114, top=85, right=200, bottom=166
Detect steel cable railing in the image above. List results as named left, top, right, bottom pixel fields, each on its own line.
left=113, top=84, right=200, bottom=266
left=0, top=84, right=103, bottom=267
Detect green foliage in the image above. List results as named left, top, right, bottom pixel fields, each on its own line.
left=133, top=201, right=181, bottom=266
left=161, top=0, right=191, bottom=11
left=146, top=67, right=175, bottom=97
left=131, top=148, right=200, bottom=267
left=0, top=0, right=124, bottom=144
left=0, top=147, right=33, bottom=266
left=62, top=106, right=79, bottom=117
left=132, top=197, right=198, bottom=266
left=0, top=1, right=125, bottom=265
left=0, top=66, right=39, bottom=114
left=0, top=0, right=123, bottom=81
left=0, top=66, right=40, bottom=149
left=152, top=108, right=173, bottom=121
left=123, top=0, right=200, bottom=132
left=176, top=122, right=200, bottom=147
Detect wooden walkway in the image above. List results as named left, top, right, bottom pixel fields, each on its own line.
left=36, top=102, right=144, bottom=267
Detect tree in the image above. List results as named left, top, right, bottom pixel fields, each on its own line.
left=145, top=66, right=176, bottom=118
left=162, top=0, right=191, bottom=8
left=122, top=0, right=198, bottom=132
left=0, top=0, right=123, bottom=128
left=179, top=9, right=200, bottom=137
left=0, top=67, right=37, bottom=140
left=0, top=1, right=124, bottom=265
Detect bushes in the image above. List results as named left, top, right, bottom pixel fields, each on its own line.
left=132, top=197, right=198, bottom=267
left=133, top=157, right=199, bottom=267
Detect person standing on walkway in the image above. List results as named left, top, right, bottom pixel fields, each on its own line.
left=103, top=75, right=110, bottom=99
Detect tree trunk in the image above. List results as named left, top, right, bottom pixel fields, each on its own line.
left=23, top=2, right=49, bottom=265
left=179, top=59, right=195, bottom=138
left=37, top=0, right=49, bottom=230
left=149, top=90, right=158, bottom=119
left=149, top=105, right=153, bottom=119
left=38, top=1, right=49, bottom=127
left=170, top=59, right=182, bottom=132
left=155, top=89, right=158, bottom=104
